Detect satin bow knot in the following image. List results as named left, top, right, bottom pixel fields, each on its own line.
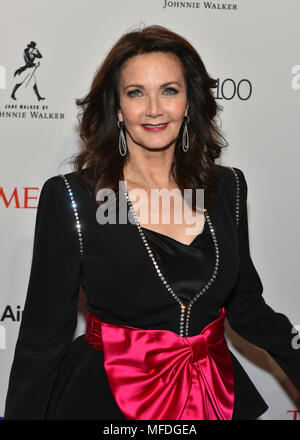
left=85, top=307, right=235, bottom=420
left=184, top=333, right=208, bottom=362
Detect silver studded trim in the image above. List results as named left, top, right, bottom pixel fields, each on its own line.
left=123, top=183, right=220, bottom=337
left=59, top=174, right=83, bottom=257
left=225, top=166, right=240, bottom=227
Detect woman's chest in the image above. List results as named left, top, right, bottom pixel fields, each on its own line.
left=79, top=193, right=240, bottom=322
left=125, top=185, right=207, bottom=247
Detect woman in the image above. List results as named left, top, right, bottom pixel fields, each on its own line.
left=4, top=25, right=300, bottom=420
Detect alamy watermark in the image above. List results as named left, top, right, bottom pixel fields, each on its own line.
left=0, top=324, right=6, bottom=349
left=291, top=325, right=300, bottom=350
left=95, top=181, right=205, bottom=236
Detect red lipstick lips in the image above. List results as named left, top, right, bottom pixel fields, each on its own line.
left=142, top=122, right=169, bottom=132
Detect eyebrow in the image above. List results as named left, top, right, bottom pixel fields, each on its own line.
left=124, top=81, right=182, bottom=90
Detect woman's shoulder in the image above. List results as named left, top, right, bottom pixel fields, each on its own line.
left=215, top=163, right=247, bottom=197
left=214, top=164, right=248, bottom=225
left=40, top=167, right=96, bottom=206
left=215, top=163, right=245, bottom=184
left=57, top=167, right=94, bottom=187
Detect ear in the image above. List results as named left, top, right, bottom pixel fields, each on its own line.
left=118, top=108, right=123, bottom=122
left=185, top=103, right=189, bottom=117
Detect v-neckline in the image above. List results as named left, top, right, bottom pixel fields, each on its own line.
left=121, top=180, right=208, bottom=247
left=140, top=220, right=208, bottom=247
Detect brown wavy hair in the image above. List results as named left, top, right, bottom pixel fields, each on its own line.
left=70, top=24, right=227, bottom=213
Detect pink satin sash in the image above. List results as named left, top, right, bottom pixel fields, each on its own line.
left=85, top=307, right=234, bottom=420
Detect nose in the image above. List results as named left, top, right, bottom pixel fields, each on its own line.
left=146, top=95, right=163, bottom=118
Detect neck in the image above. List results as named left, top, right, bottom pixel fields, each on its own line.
left=123, top=150, right=177, bottom=190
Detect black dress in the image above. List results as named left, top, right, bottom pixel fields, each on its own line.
left=4, top=165, right=300, bottom=420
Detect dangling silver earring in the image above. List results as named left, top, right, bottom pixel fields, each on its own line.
left=118, top=120, right=127, bottom=157
left=182, top=115, right=190, bottom=152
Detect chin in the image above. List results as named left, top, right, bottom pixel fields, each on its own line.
left=139, top=138, right=177, bottom=151
left=144, top=143, right=174, bottom=151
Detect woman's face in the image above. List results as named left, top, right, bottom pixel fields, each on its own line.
left=117, top=52, right=188, bottom=152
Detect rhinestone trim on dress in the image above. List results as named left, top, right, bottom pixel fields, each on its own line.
left=122, top=182, right=220, bottom=337
left=57, top=170, right=240, bottom=336
left=59, top=174, right=83, bottom=257
left=225, top=166, right=240, bottom=227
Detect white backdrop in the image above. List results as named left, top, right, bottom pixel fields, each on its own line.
left=1, top=0, right=300, bottom=420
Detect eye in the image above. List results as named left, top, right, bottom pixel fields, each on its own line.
left=127, top=89, right=142, bottom=97
left=163, top=87, right=179, bottom=95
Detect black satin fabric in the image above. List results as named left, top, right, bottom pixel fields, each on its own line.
left=4, top=165, right=300, bottom=420
left=140, top=220, right=214, bottom=304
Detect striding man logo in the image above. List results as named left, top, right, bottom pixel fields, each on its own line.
left=11, top=41, right=45, bottom=101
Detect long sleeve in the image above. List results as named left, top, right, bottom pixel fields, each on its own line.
left=225, top=168, right=300, bottom=391
left=4, top=176, right=82, bottom=419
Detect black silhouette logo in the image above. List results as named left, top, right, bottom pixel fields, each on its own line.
left=11, top=41, right=45, bottom=101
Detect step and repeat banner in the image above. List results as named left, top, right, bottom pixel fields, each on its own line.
left=1, top=0, right=300, bottom=420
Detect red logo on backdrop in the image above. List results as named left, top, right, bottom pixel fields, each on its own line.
left=286, top=410, right=300, bottom=420
left=0, top=186, right=39, bottom=208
